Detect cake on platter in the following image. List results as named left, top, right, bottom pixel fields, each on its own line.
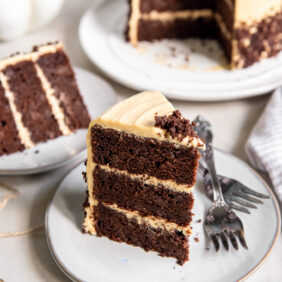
left=126, top=0, right=282, bottom=69
left=0, top=42, right=91, bottom=156
left=83, top=91, right=204, bottom=265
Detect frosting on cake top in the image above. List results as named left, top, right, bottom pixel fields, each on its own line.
left=235, top=0, right=282, bottom=24
left=91, top=91, right=204, bottom=148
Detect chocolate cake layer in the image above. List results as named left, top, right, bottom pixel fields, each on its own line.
left=138, top=18, right=217, bottom=42
left=2, top=61, right=62, bottom=143
left=91, top=125, right=200, bottom=185
left=93, top=165, right=194, bottom=226
left=94, top=202, right=189, bottom=264
left=140, top=0, right=214, bottom=13
left=0, top=81, right=24, bottom=155
left=36, top=51, right=90, bottom=130
left=234, top=11, right=282, bottom=68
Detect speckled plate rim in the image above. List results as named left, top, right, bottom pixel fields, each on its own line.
left=45, top=149, right=281, bottom=282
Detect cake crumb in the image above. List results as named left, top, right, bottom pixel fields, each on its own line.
left=154, top=110, right=196, bottom=141
left=34, top=150, right=39, bottom=154
left=82, top=172, right=87, bottom=183
left=194, top=237, right=199, bottom=243
left=196, top=219, right=202, bottom=223
left=206, top=247, right=210, bottom=251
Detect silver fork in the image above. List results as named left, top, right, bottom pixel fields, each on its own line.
left=198, top=162, right=270, bottom=214
left=194, top=115, right=248, bottom=251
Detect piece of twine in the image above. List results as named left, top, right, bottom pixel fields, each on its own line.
left=0, top=182, right=19, bottom=211
left=0, top=182, right=44, bottom=238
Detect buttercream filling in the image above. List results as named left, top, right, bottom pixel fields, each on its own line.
left=0, top=73, right=34, bottom=148
left=84, top=128, right=96, bottom=234
left=234, top=0, right=282, bottom=25
left=215, top=12, right=232, bottom=41
left=93, top=163, right=194, bottom=193
left=98, top=201, right=192, bottom=236
left=128, top=0, right=140, bottom=45
left=140, top=9, right=213, bottom=21
left=34, top=64, right=71, bottom=136
left=0, top=43, right=63, bottom=71
left=224, top=0, right=234, bottom=10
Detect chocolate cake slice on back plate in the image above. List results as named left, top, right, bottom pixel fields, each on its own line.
left=0, top=42, right=90, bottom=156
left=83, top=91, right=204, bottom=265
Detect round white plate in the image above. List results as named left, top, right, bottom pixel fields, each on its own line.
left=0, top=67, right=116, bottom=175
left=79, top=0, right=282, bottom=101
left=46, top=150, right=280, bottom=282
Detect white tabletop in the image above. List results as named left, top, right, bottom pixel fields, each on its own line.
left=0, top=0, right=281, bottom=281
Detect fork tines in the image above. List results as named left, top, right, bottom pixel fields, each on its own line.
left=208, top=229, right=248, bottom=252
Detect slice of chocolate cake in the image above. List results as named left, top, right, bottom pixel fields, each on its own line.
left=83, top=91, right=204, bottom=265
left=0, top=42, right=91, bottom=156
left=126, top=0, right=282, bottom=69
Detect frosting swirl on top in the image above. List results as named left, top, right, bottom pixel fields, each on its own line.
left=90, top=91, right=204, bottom=148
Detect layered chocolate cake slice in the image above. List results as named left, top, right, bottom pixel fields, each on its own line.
left=0, top=42, right=90, bottom=156
left=126, top=0, right=282, bottom=69
left=83, top=91, right=204, bottom=264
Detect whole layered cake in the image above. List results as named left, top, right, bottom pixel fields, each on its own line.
left=83, top=91, right=204, bottom=264
left=126, top=0, right=282, bottom=69
left=0, top=42, right=91, bottom=156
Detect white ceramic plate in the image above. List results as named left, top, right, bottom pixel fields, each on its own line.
left=46, top=150, right=280, bottom=282
left=0, top=67, right=116, bottom=175
left=79, top=0, right=282, bottom=101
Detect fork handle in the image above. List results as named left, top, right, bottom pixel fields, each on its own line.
left=201, top=145, right=225, bottom=203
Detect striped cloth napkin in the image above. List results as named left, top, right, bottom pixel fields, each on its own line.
left=245, top=88, right=282, bottom=201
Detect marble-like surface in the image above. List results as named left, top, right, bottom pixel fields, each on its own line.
left=0, top=0, right=281, bottom=281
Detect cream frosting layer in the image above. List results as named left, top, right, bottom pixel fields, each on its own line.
left=215, top=12, right=232, bottom=41
left=98, top=201, right=191, bottom=236
left=234, top=0, right=282, bottom=25
left=128, top=0, right=140, bottom=45
left=84, top=125, right=97, bottom=234
left=0, top=42, right=73, bottom=148
left=141, top=9, right=213, bottom=21
left=224, top=0, right=234, bottom=11
left=0, top=43, right=63, bottom=71
left=0, top=73, right=34, bottom=148
left=34, top=64, right=71, bottom=136
left=90, top=91, right=204, bottom=149
left=94, top=163, right=193, bottom=193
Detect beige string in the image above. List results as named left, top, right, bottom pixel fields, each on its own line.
left=0, top=225, right=44, bottom=238
left=0, top=182, right=44, bottom=238
left=0, top=182, right=19, bottom=211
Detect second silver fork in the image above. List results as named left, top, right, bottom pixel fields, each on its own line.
left=194, top=115, right=248, bottom=252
